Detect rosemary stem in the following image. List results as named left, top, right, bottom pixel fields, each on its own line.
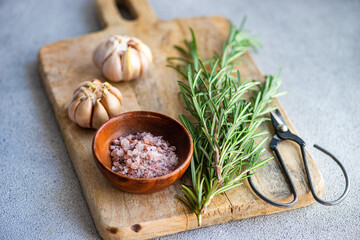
left=214, top=145, right=223, bottom=183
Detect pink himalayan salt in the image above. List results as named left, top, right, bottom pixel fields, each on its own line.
left=110, top=132, right=178, bottom=178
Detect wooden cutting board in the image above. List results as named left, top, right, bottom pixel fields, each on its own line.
left=38, top=0, right=324, bottom=239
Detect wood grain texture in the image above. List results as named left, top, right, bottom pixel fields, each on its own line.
left=37, top=0, right=324, bottom=239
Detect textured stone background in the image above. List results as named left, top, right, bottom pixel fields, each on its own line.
left=0, top=0, right=359, bottom=239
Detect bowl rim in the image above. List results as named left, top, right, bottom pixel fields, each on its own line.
left=92, top=110, right=193, bottom=181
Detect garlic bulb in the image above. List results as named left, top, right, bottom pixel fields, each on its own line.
left=68, top=79, right=123, bottom=129
left=93, top=35, right=152, bottom=82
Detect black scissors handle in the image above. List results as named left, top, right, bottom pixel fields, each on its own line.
left=247, top=145, right=298, bottom=208
left=301, top=144, right=350, bottom=206
left=248, top=138, right=350, bottom=208
left=247, top=110, right=349, bottom=207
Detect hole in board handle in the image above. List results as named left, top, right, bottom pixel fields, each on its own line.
left=131, top=224, right=142, bottom=232
left=116, top=0, right=138, bottom=20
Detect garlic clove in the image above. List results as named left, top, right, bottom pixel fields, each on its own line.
left=75, top=98, right=93, bottom=128
left=74, top=81, right=92, bottom=93
left=102, top=53, right=123, bottom=82
left=129, top=47, right=141, bottom=78
left=138, top=52, right=150, bottom=75
left=72, top=87, right=88, bottom=102
left=93, top=38, right=118, bottom=69
left=130, top=38, right=152, bottom=63
left=107, top=85, right=123, bottom=104
left=100, top=90, right=122, bottom=117
left=121, top=48, right=132, bottom=81
left=68, top=97, right=82, bottom=122
left=140, top=42, right=152, bottom=62
left=122, top=47, right=141, bottom=80
left=92, top=100, right=109, bottom=129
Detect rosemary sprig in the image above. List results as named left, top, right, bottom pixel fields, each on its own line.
left=168, top=20, right=281, bottom=225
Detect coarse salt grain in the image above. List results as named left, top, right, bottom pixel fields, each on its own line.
left=109, top=132, right=178, bottom=178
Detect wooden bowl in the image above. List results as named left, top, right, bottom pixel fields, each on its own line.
left=92, top=111, right=193, bottom=194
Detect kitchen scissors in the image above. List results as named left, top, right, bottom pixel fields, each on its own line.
left=247, top=109, right=350, bottom=207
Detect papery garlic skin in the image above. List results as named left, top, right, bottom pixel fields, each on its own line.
left=68, top=79, right=123, bottom=129
left=93, top=35, right=152, bottom=82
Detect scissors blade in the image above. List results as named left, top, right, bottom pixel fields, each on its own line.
left=270, top=109, right=289, bottom=133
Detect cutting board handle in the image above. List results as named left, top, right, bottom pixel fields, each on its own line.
left=96, top=0, right=157, bottom=28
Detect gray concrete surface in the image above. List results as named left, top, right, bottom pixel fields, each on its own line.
left=0, top=0, right=359, bottom=239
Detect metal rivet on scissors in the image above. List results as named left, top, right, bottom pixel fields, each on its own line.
left=247, top=109, right=350, bottom=207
